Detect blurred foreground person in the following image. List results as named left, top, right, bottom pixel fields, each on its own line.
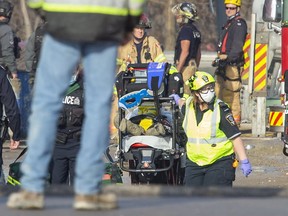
left=171, top=71, right=252, bottom=187
left=7, top=0, right=146, bottom=210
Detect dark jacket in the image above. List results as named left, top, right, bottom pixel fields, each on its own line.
left=0, top=23, right=17, bottom=73
left=25, top=22, right=46, bottom=80
left=0, top=67, right=20, bottom=141
left=27, top=0, right=145, bottom=42
left=217, top=14, right=247, bottom=63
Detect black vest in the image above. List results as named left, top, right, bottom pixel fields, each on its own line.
left=57, top=80, right=84, bottom=136
left=174, top=22, right=201, bottom=66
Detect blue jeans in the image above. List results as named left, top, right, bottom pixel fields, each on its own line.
left=21, top=34, right=117, bottom=194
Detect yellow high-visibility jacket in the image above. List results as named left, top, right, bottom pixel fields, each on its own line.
left=27, top=0, right=146, bottom=42
left=183, top=97, right=234, bottom=166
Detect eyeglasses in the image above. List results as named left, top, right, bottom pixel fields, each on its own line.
left=225, top=7, right=237, bottom=10
left=199, top=84, right=215, bottom=94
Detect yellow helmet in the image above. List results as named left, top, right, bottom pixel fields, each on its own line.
left=224, top=0, right=241, bottom=6
left=186, top=71, right=215, bottom=91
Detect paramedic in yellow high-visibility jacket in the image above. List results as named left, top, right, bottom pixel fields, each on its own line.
left=171, top=71, right=252, bottom=187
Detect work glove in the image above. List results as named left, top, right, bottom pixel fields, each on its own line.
left=169, top=94, right=181, bottom=105
left=240, top=159, right=252, bottom=177
left=212, top=58, right=220, bottom=67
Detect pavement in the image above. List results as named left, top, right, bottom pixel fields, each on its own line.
left=1, top=126, right=288, bottom=215
left=0, top=184, right=288, bottom=215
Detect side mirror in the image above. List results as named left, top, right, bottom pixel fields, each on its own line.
left=262, top=0, right=282, bottom=22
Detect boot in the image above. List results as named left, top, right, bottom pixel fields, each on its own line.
left=74, top=192, right=118, bottom=210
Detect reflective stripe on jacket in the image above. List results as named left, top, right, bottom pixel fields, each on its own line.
left=183, top=97, right=234, bottom=166
left=27, top=0, right=146, bottom=42
left=117, top=35, right=165, bottom=71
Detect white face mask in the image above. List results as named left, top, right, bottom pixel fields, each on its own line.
left=199, top=90, right=215, bottom=103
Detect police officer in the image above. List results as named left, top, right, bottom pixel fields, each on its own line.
left=171, top=2, right=201, bottom=97
left=0, top=0, right=21, bottom=99
left=117, top=14, right=166, bottom=72
left=50, top=68, right=83, bottom=185
left=213, top=0, right=247, bottom=126
left=171, top=71, right=252, bottom=187
left=0, top=66, right=21, bottom=184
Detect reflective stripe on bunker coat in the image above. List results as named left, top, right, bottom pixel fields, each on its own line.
left=117, top=36, right=165, bottom=70
left=183, top=98, right=234, bottom=166
left=119, top=36, right=165, bottom=63
left=28, top=0, right=145, bottom=16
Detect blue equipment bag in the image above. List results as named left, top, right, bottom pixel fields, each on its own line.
left=147, top=62, right=167, bottom=91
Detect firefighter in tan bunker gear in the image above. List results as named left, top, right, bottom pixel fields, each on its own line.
left=214, top=0, right=247, bottom=126
left=112, top=15, right=166, bottom=141
left=117, top=14, right=166, bottom=72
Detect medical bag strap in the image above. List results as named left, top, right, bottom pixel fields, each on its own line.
left=151, top=76, right=161, bottom=120
left=12, top=147, right=27, bottom=164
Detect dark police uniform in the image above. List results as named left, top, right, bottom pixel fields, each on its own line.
left=181, top=98, right=241, bottom=186
left=0, top=1, right=21, bottom=103
left=50, top=75, right=84, bottom=185
left=0, top=66, right=21, bottom=172
left=174, top=21, right=201, bottom=96
left=174, top=22, right=201, bottom=67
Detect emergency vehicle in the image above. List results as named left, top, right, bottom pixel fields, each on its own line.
left=242, top=0, right=287, bottom=155
left=261, top=0, right=288, bottom=155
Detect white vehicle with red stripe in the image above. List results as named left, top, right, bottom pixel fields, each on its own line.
left=253, top=0, right=288, bottom=155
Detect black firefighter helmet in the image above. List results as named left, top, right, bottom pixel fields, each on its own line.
left=0, top=0, right=13, bottom=19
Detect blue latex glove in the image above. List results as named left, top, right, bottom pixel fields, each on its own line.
left=240, top=159, right=252, bottom=177
left=169, top=94, right=181, bottom=105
